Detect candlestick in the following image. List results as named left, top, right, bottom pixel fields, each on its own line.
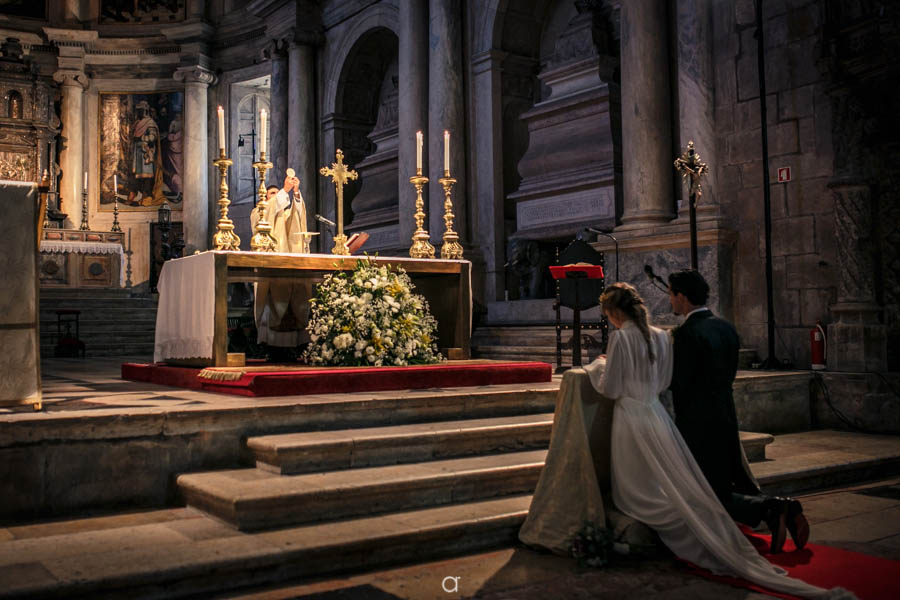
left=111, top=192, right=122, bottom=232
left=416, top=130, right=423, bottom=171
left=250, top=150, right=277, bottom=252
left=260, top=109, right=268, bottom=157
left=212, top=148, right=241, bottom=251
left=438, top=174, right=463, bottom=259
left=113, top=173, right=117, bottom=198
left=408, top=171, right=434, bottom=259
left=217, top=106, right=225, bottom=153
left=79, top=186, right=89, bottom=231
left=83, top=171, right=87, bottom=190
left=443, top=130, right=450, bottom=174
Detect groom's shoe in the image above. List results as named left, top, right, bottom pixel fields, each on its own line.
left=763, top=499, right=788, bottom=553
left=786, top=499, right=810, bottom=550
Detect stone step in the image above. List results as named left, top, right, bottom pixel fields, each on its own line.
left=39, top=319, right=156, bottom=334
left=0, top=495, right=531, bottom=600
left=248, top=413, right=555, bottom=475
left=177, top=449, right=547, bottom=531
left=39, top=342, right=155, bottom=358
left=740, top=431, right=774, bottom=462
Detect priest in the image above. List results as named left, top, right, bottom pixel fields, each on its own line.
left=250, top=171, right=313, bottom=357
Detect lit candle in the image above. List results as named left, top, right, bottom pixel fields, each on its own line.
left=113, top=174, right=117, bottom=199
left=443, top=130, right=450, bottom=173
left=416, top=130, right=423, bottom=171
left=217, top=106, right=225, bottom=153
left=83, top=171, right=88, bottom=190
left=260, top=109, right=267, bottom=157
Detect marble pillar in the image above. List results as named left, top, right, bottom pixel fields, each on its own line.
left=827, top=179, right=887, bottom=372
left=399, top=0, right=429, bottom=250
left=53, top=71, right=89, bottom=229
left=675, top=0, right=718, bottom=218
left=618, top=0, right=675, bottom=229
left=289, top=42, right=318, bottom=246
left=471, top=50, right=506, bottom=301
left=175, top=66, right=216, bottom=254
left=269, top=42, right=289, bottom=179
left=428, top=0, right=466, bottom=246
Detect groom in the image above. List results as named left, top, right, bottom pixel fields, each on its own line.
left=667, top=269, right=809, bottom=553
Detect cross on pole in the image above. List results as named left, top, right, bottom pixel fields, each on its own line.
left=673, top=140, right=709, bottom=270
left=319, top=149, right=358, bottom=256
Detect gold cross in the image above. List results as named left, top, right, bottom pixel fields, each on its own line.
left=673, top=140, right=709, bottom=200
left=319, top=149, right=358, bottom=255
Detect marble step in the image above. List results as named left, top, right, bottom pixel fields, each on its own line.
left=177, top=449, right=547, bottom=531
left=0, top=495, right=531, bottom=600
left=248, top=413, right=555, bottom=475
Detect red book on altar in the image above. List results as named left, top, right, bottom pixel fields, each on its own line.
left=549, top=264, right=604, bottom=279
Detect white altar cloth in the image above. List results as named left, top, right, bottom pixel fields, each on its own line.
left=153, top=252, right=216, bottom=363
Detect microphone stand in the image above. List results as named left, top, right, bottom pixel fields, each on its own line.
left=644, top=265, right=670, bottom=294
left=585, top=227, right=618, bottom=282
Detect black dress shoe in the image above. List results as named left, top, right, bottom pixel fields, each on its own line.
left=786, top=499, right=810, bottom=550
left=763, top=498, right=788, bottom=553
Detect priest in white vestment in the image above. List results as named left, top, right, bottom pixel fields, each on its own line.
left=250, top=173, right=313, bottom=351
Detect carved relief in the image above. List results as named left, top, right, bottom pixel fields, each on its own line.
left=0, top=151, right=31, bottom=181
left=39, top=254, right=68, bottom=286
left=831, top=184, right=877, bottom=304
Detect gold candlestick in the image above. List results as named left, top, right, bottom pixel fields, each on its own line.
left=250, top=152, right=278, bottom=252
left=319, top=149, right=358, bottom=256
left=110, top=194, right=122, bottom=232
left=438, top=170, right=462, bottom=260
left=408, top=168, right=434, bottom=259
left=79, top=188, right=89, bottom=231
left=212, top=150, right=241, bottom=251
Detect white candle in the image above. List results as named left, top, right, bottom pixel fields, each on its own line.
left=113, top=174, right=117, bottom=199
left=443, top=130, right=450, bottom=173
left=217, top=106, right=225, bottom=153
left=260, top=109, right=267, bottom=157
left=416, top=130, right=423, bottom=171
left=83, top=171, right=88, bottom=189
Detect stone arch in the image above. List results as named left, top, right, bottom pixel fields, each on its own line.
left=323, top=22, right=399, bottom=234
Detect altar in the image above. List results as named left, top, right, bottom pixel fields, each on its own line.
left=154, top=251, right=472, bottom=367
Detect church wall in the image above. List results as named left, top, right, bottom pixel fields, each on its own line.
left=711, top=0, right=837, bottom=368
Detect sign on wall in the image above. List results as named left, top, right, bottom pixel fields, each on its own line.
left=98, top=91, right=184, bottom=212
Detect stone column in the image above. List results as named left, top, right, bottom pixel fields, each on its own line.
left=268, top=41, right=289, bottom=179
left=428, top=0, right=466, bottom=246
left=675, top=0, right=718, bottom=219
left=399, top=0, right=429, bottom=250
left=53, top=71, right=89, bottom=229
left=288, top=41, right=318, bottom=244
left=827, top=179, right=887, bottom=372
left=617, top=0, right=675, bottom=229
left=174, top=66, right=216, bottom=254
left=471, top=50, right=506, bottom=301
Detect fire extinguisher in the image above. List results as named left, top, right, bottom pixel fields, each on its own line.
left=811, top=321, right=826, bottom=371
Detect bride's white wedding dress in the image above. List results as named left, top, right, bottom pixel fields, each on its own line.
left=583, top=321, right=854, bottom=599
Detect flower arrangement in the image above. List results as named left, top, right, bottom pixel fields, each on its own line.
left=569, top=520, right=614, bottom=568
left=303, top=258, right=443, bottom=367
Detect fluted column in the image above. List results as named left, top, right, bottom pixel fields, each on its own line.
left=399, top=0, right=429, bottom=248
left=174, top=66, right=216, bottom=254
left=53, top=71, right=89, bottom=229
left=288, top=41, right=317, bottom=243
left=268, top=41, right=289, bottom=179
left=618, top=0, right=675, bottom=229
left=428, top=0, right=466, bottom=245
left=828, top=179, right=887, bottom=371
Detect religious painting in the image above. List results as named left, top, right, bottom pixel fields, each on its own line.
left=99, top=0, right=184, bottom=24
left=99, top=91, right=184, bottom=211
left=0, top=0, right=48, bottom=20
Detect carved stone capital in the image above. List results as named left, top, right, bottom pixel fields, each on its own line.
left=262, top=38, right=290, bottom=61
left=174, top=66, right=217, bottom=87
left=52, top=70, right=89, bottom=90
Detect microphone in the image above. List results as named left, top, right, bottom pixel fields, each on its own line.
left=644, top=265, right=669, bottom=293
left=584, top=227, right=619, bottom=281
left=315, top=214, right=336, bottom=228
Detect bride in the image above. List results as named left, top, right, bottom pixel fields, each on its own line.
left=580, top=282, right=852, bottom=599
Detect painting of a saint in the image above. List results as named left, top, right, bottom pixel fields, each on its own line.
left=99, top=91, right=184, bottom=211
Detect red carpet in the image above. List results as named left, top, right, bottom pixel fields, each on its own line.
left=121, top=360, right=552, bottom=397
left=686, top=528, right=900, bottom=599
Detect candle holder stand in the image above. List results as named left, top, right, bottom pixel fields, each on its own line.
left=250, top=152, right=278, bottom=252
left=408, top=169, right=434, bottom=259
left=212, top=150, right=241, bottom=251
left=438, top=171, right=463, bottom=260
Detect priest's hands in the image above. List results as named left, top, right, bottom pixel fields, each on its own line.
left=283, top=174, right=300, bottom=194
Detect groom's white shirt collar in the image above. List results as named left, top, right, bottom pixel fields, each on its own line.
left=685, top=306, right=710, bottom=319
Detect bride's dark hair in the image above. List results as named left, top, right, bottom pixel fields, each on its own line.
left=599, top=282, right=655, bottom=363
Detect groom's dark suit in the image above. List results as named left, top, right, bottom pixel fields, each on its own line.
left=670, top=309, right=764, bottom=525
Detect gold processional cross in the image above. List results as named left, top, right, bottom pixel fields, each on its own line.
left=319, top=149, right=358, bottom=256
left=673, top=140, right=709, bottom=270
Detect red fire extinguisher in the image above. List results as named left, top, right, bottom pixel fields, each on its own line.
left=811, top=321, right=826, bottom=371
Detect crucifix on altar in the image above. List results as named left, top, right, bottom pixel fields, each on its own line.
left=673, top=140, right=709, bottom=270
left=319, top=149, right=359, bottom=256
